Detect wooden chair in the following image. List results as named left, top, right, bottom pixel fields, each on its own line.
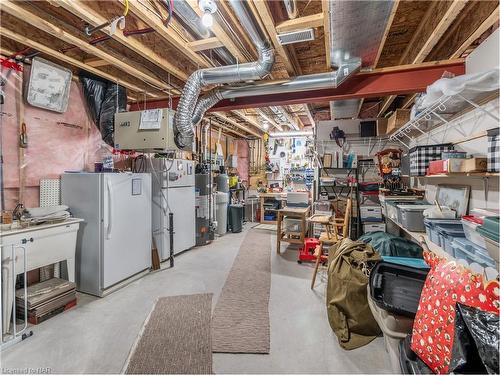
left=310, top=198, right=352, bottom=289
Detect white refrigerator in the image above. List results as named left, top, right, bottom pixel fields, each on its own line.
left=152, top=158, right=196, bottom=260
left=61, top=172, right=152, bottom=296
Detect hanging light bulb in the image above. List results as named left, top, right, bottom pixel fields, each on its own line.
left=262, top=122, right=269, bottom=131
left=201, top=11, right=213, bottom=27
left=199, top=0, right=217, bottom=28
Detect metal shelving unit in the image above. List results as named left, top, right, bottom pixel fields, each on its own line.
left=390, top=91, right=500, bottom=148
left=315, top=167, right=361, bottom=239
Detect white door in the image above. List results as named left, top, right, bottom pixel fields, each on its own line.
left=102, top=173, right=151, bottom=288
left=167, top=186, right=196, bottom=256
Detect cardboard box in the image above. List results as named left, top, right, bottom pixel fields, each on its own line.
left=459, top=157, right=487, bottom=172
left=377, top=118, right=388, bottom=136
left=445, top=159, right=463, bottom=173
left=386, top=109, right=411, bottom=134
left=323, top=153, right=333, bottom=167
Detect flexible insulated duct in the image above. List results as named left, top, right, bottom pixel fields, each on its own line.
left=173, top=0, right=274, bottom=149
left=283, top=0, right=298, bottom=19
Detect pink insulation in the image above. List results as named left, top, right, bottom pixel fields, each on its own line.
left=236, top=139, right=249, bottom=184
left=2, top=67, right=106, bottom=210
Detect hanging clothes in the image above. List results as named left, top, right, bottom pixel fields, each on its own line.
left=326, top=238, right=381, bottom=350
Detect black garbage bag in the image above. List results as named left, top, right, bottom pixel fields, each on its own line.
left=99, top=84, right=127, bottom=146
left=80, top=73, right=127, bottom=146
left=450, top=303, right=499, bottom=374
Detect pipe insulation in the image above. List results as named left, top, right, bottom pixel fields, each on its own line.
left=173, top=0, right=274, bottom=149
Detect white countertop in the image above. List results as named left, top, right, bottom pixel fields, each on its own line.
left=0, top=218, right=84, bottom=238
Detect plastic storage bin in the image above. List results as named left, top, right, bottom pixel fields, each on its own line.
left=399, top=205, right=435, bottom=232
left=367, top=291, right=413, bottom=374
left=461, top=216, right=486, bottom=249
left=363, top=222, right=386, bottom=233
left=379, top=195, right=422, bottom=218
left=437, top=227, right=465, bottom=256
left=477, top=216, right=500, bottom=264
left=396, top=202, right=429, bottom=224
left=369, top=261, right=429, bottom=318
left=284, top=218, right=301, bottom=232
left=451, top=237, right=495, bottom=268
left=360, top=205, right=383, bottom=222
left=424, top=218, right=463, bottom=245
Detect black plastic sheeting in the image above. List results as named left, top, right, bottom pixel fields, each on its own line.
left=450, top=303, right=499, bottom=374
left=80, top=73, right=127, bottom=146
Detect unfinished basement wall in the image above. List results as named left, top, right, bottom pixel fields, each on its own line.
left=1, top=67, right=106, bottom=211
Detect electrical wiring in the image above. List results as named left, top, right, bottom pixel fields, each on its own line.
left=123, top=0, right=129, bottom=16
left=147, top=155, right=174, bottom=214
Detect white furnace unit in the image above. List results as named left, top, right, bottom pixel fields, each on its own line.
left=151, top=158, right=196, bottom=260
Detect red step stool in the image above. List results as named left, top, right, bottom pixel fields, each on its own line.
left=298, top=237, right=327, bottom=264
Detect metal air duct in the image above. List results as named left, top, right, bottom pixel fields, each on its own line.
left=190, top=58, right=361, bottom=121
left=328, top=0, right=395, bottom=119
left=283, top=0, right=298, bottom=19
left=174, top=0, right=275, bottom=149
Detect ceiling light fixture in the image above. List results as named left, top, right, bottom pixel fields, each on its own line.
left=268, top=130, right=313, bottom=138
left=199, top=0, right=217, bottom=28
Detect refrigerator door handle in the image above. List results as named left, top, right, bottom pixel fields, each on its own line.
left=106, top=177, right=113, bottom=240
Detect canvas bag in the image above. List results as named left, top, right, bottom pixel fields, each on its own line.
left=326, top=239, right=381, bottom=350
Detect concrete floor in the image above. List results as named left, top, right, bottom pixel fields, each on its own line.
left=1, top=224, right=392, bottom=374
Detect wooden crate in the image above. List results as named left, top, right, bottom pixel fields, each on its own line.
left=386, top=109, right=410, bottom=134
left=376, top=118, right=388, bottom=136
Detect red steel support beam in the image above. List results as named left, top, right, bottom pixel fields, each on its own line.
left=129, top=60, right=465, bottom=111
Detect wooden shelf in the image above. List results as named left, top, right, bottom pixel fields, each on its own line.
left=417, top=172, right=500, bottom=178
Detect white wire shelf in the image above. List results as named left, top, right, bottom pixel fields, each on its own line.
left=390, top=90, right=499, bottom=148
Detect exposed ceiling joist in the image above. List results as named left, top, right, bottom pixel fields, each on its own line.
left=83, top=57, right=109, bottom=67
left=231, top=110, right=265, bottom=132
left=213, top=112, right=262, bottom=137
left=252, top=0, right=302, bottom=76
left=0, top=26, right=158, bottom=96
left=451, top=4, right=500, bottom=58
left=321, top=0, right=332, bottom=69
left=184, top=0, right=247, bottom=62
left=206, top=118, right=247, bottom=138
left=1, top=1, right=171, bottom=93
left=118, top=0, right=212, bottom=70
left=275, top=13, right=324, bottom=34
left=257, top=109, right=283, bottom=132
left=56, top=0, right=186, bottom=86
left=379, top=1, right=467, bottom=116
left=187, top=37, right=224, bottom=52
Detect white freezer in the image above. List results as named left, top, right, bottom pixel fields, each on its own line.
left=61, top=172, right=152, bottom=296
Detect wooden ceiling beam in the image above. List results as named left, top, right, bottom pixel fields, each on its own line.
left=252, top=0, right=302, bottom=76
left=321, top=0, right=332, bottom=69
left=275, top=13, right=324, bottom=34
left=379, top=1, right=466, bottom=116
left=206, top=118, right=248, bottom=138
left=83, top=57, right=109, bottom=67
left=56, top=0, right=186, bottom=85
left=187, top=37, right=224, bottom=52
left=118, top=0, right=212, bottom=70
left=184, top=0, right=247, bottom=62
left=1, top=1, right=171, bottom=93
left=400, top=1, right=467, bottom=65
left=257, top=109, right=283, bottom=132
left=0, top=26, right=157, bottom=96
left=451, top=4, right=500, bottom=58
left=231, top=110, right=266, bottom=132
left=213, top=112, right=262, bottom=137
